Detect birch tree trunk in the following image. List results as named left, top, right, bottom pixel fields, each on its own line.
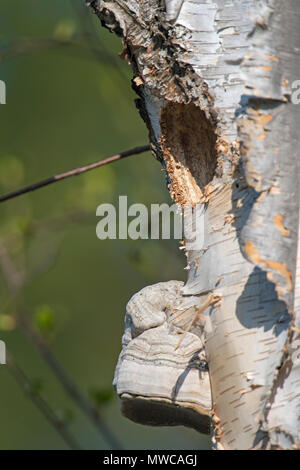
left=88, top=0, right=300, bottom=449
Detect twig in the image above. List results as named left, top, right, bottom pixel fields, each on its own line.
left=6, top=351, right=82, bottom=450
left=175, top=294, right=220, bottom=350
left=0, top=237, right=122, bottom=449
left=0, top=37, right=116, bottom=66
left=0, top=32, right=131, bottom=101
left=70, top=0, right=130, bottom=90
left=0, top=239, right=24, bottom=292
left=0, top=145, right=150, bottom=204
left=17, top=314, right=122, bottom=450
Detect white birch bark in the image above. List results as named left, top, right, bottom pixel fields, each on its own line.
left=88, top=0, right=300, bottom=449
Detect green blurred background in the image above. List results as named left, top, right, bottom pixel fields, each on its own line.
left=0, top=0, right=210, bottom=450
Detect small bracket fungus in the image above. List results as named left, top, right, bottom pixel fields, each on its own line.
left=113, top=281, right=212, bottom=434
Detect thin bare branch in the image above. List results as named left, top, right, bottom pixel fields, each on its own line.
left=0, top=240, right=24, bottom=294
left=6, top=351, right=82, bottom=450
left=16, top=314, right=122, bottom=450
left=70, top=0, right=130, bottom=88
left=0, top=237, right=122, bottom=449
left=0, top=145, right=150, bottom=204
left=0, top=36, right=115, bottom=66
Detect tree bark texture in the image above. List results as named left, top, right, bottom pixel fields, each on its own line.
left=89, top=0, right=300, bottom=449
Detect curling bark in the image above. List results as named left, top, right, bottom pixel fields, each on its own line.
left=88, top=0, right=300, bottom=449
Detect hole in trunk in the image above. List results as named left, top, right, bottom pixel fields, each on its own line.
left=160, top=102, right=218, bottom=205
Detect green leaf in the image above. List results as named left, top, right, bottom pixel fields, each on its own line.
left=0, top=314, right=16, bottom=331
left=53, top=20, right=77, bottom=41
left=89, top=387, right=114, bottom=407
left=35, top=305, right=55, bottom=336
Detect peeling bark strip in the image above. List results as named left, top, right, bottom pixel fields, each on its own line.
left=88, top=0, right=300, bottom=449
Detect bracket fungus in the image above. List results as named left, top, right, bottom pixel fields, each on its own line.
left=113, top=281, right=212, bottom=434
